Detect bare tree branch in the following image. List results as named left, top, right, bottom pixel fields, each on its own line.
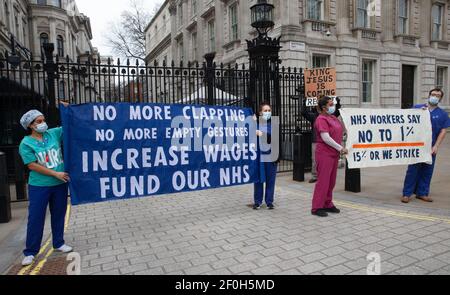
left=105, top=0, right=161, bottom=62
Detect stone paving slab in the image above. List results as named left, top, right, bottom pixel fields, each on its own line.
left=49, top=181, right=450, bottom=276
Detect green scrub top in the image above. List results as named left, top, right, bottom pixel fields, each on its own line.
left=19, top=127, right=66, bottom=187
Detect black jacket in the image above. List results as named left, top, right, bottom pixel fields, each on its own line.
left=301, top=107, right=319, bottom=143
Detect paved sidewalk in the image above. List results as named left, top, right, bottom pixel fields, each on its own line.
left=4, top=137, right=450, bottom=275
left=26, top=180, right=447, bottom=276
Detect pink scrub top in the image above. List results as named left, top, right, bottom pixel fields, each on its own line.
left=314, top=114, right=344, bottom=157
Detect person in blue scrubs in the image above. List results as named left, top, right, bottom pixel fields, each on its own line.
left=18, top=108, right=73, bottom=266
left=402, top=89, right=450, bottom=203
left=253, top=103, right=278, bottom=210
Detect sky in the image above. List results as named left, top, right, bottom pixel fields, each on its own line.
left=75, top=0, right=162, bottom=57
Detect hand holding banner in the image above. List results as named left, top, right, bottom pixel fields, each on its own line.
left=340, top=109, right=433, bottom=169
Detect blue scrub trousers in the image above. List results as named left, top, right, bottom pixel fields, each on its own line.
left=24, top=183, right=68, bottom=257
left=254, top=162, right=278, bottom=206
left=403, top=156, right=436, bottom=198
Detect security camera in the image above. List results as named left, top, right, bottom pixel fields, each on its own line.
left=325, top=30, right=331, bottom=37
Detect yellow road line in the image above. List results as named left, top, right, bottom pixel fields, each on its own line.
left=18, top=201, right=72, bottom=276
left=29, top=202, right=72, bottom=276
left=335, top=200, right=450, bottom=224
left=17, top=237, right=52, bottom=275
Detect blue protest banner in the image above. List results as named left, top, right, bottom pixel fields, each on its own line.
left=60, top=103, right=260, bottom=205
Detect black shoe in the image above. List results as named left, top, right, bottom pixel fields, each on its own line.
left=267, top=204, right=275, bottom=210
left=324, top=207, right=341, bottom=214
left=312, top=209, right=328, bottom=217
left=253, top=204, right=261, bottom=210
left=309, top=178, right=318, bottom=184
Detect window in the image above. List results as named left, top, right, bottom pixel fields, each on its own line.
left=398, top=0, right=409, bottom=35
left=22, top=19, right=27, bottom=47
left=362, top=59, right=375, bottom=103
left=308, top=0, right=324, bottom=20
left=40, top=33, right=49, bottom=50
left=432, top=4, right=443, bottom=40
left=37, top=0, right=47, bottom=5
left=178, top=40, right=184, bottom=61
left=356, top=0, right=371, bottom=28
left=191, top=0, right=197, bottom=16
left=4, top=2, right=10, bottom=31
left=229, top=4, right=239, bottom=41
left=58, top=81, right=65, bottom=99
left=57, top=35, right=64, bottom=57
left=14, top=10, right=19, bottom=37
left=436, top=67, right=447, bottom=93
left=208, top=20, right=215, bottom=52
left=312, top=54, right=330, bottom=68
left=191, top=32, right=197, bottom=61
left=162, top=15, right=166, bottom=31
left=178, top=4, right=183, bottom=28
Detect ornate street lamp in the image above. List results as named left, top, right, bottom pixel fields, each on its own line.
left=247, top=0, right=282, bottom=162
left=250, top=0, right=275, bottom=37
left=7, top=34, right=32, bottom=68
left=247, top=0, right=281, bottom=109
left=7, top=35, right=21, bottom=68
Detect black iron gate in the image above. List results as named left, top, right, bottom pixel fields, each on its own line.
left=0, top=45, right=308, bottom=201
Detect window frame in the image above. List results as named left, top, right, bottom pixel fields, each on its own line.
left=178, top=3, right=183, bottom=28
left=58, top=80, right=65, bottom=99
left=191, top=32, right=197, bottom=61
left=208, top=19, right=215, bottom=53
left=57, top=35, right=64, bottom=58
left=312, top=54, right=330, bottom=68
left=191, top=0, right=197, bottom=17
left=436, top=66, right=448, bottom=94
left=431, top=3, right=444, bottom=41
left=229, top=3, right=239, bottom=41
left=398, top=0, right=409, bottom=35
left=307, top=0, right=324, bottom=21
left=4, top=1, right=10, bottom=30
left=355, top=0, right=376, bottom=29
left=40, top=32, right=49, bottom=50
left=361, top=58, right=377, bottom=104
left=178, top=39, right=184, bottom=61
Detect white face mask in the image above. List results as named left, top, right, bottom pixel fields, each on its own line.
left=429, top=96, right=440, bottom=106
left=262, top=112, right=272, bottom=121
left=34, top=122, right=48, bottom=133
left=326, top=106, right=336, bottom=115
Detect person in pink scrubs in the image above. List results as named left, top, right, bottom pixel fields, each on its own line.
left=312, top=96, right=348, bottom=217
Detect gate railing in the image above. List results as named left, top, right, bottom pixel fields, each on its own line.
left=1, top=50, right=308, bottom=193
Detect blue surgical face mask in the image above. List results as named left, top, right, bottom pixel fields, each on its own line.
left=327, top=106, right=336, bottom=115
left=34, top=122, right=48, bottom=133
left=262, top=112, right=272, bottom=121
left=429, top=96, right=440, bottom=106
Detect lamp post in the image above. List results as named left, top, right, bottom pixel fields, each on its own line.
left=6, top=34, right=32, bottom=68
left=247, top=0, right=281, bottom=113
left=247, top=0, right=282, bottom=162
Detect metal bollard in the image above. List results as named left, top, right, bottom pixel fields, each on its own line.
left=13, top=148, right=27, bottom=201
left=293, top=132, right=305, bottom=182
left=303, top=131, right=313, bottom=171
left=345, top=160, right=361, bottom=193
left=0, top=152, right=12, bottom=223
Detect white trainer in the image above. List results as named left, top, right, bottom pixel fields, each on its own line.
left=22, top=256, right=35, bottom=266
left=55, top=244, right=73, bottom=253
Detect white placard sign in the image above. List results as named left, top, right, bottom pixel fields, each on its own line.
left=340, top=108, right=433, bottom=169
left=305, top=96, right=338, bottom=107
